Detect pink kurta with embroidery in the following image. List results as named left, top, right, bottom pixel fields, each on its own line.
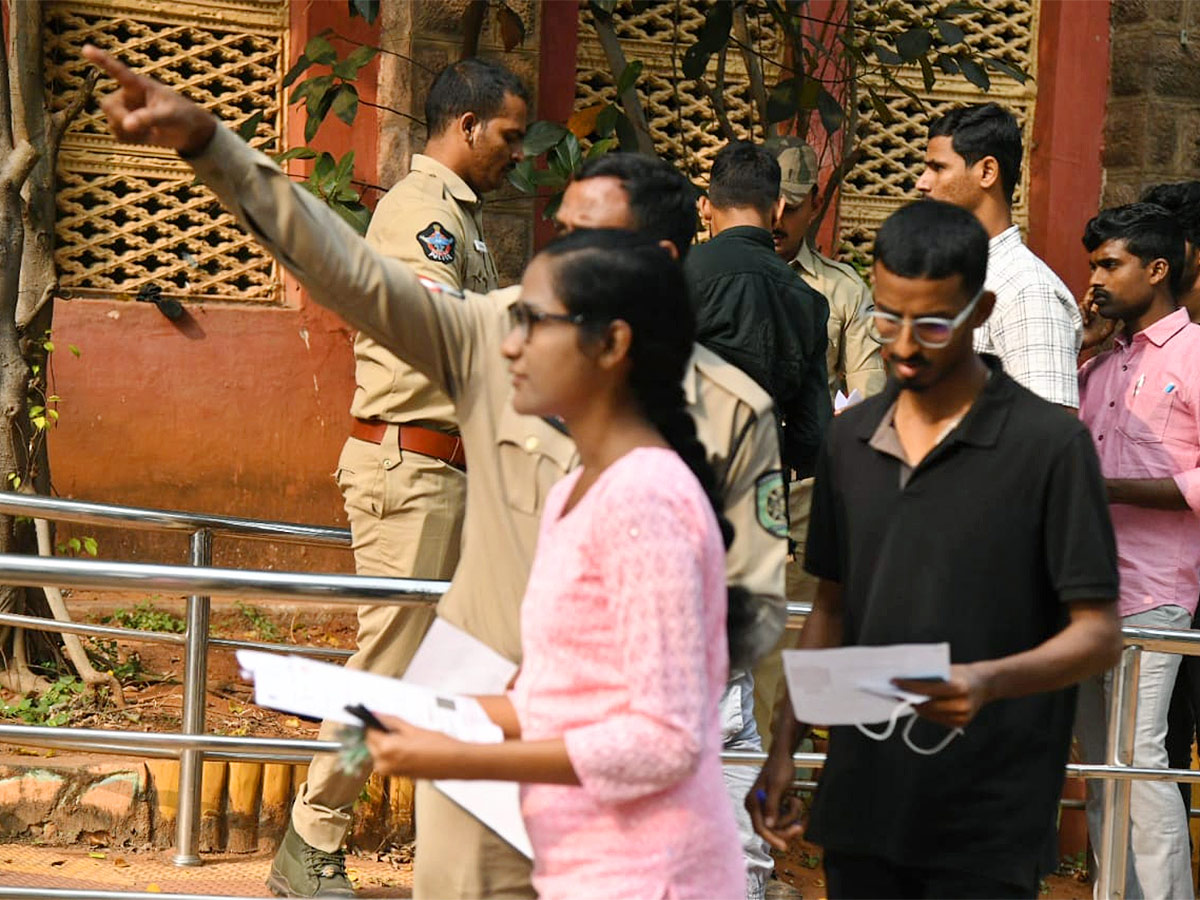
left=508, top=447, right=743, bottom=900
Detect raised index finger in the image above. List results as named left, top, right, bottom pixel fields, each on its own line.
left=82, top=45, right=144, bottom=92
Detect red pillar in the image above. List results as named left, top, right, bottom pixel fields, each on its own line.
left=1027, top=0, right=1111, bottom=297
left=533, top=0, right=581, bottom=249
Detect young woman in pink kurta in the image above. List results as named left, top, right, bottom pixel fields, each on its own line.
left=366, top=230, right=744, bottom=898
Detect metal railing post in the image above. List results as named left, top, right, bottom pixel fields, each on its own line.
left=1097, top=644, right=1141, bottom=899
left=173, top=529, right=212, bottom=867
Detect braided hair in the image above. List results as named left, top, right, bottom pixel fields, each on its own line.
left=538, top=229, right=757, bottom=668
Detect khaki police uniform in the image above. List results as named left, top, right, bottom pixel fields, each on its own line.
left=191, top=125, right=785, bottom=899
left=753, top=238, right=887, bottom=745
left=291, top=154, right=499, bottom=853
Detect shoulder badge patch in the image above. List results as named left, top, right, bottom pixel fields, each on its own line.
left=755, top=470, right=788, bottom=538
left=417, top=222, right=457, bottom=263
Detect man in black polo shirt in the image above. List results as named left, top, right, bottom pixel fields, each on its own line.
left=748, top=200, right=1121, bottom=899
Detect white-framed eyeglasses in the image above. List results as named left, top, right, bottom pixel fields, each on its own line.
left=866, top=288, right=985, bottom=349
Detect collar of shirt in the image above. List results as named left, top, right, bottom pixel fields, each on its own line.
left=1115, top=306, right=1191, bottom=350
left=790, top=239, right=818, bottom=278
left=410, top=154, right=480, bottom=206
left=710, top=224, right=775, bottom=251
left=988, top=224, right=1023, bottom=256
left=854, top=355, right=1010, bottom=454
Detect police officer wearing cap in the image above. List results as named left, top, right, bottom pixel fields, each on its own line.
left=273, top=58, right=528, bottom=897
left=753, top=137, right=886, bottom=746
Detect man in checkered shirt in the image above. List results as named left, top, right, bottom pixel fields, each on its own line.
left=917, top=103, right=1082, bottom=409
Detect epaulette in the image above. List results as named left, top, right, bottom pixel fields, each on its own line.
left=417, top=276, right=465, bottom=299
left=691, top=345, right=774, bottom=419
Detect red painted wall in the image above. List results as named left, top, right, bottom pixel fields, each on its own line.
left=47, top=3, right=385, bottom=572
left=1027, top=0, right=1111, bottom=297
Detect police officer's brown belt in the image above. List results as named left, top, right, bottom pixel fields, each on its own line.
left=351, top=418, right=466, bottom=471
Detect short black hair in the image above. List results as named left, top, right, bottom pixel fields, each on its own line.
left=1141, top=181, right=1200, bottom=246
left=425, top=58, right=529, bottom=137
left=708, top=141, right=781, bottom=215
left=1082, top=202, right=1187, bottom=298
left=576, top=153, right=699, bottom=259
left=928, top=103, right=1023, bottom=204
left=875, top=200, right=989, bottom=299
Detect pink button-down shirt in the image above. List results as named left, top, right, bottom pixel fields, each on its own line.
left=1079, top=307, right=1200, bottom=617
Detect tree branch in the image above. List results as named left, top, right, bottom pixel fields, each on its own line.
left=593, top=11, right=657, bottom=155
left=49, top=70, right=99, bottom=153
left=0, top=142, right=39, bottom=192
left=695, top=46, right=736, bottom=143
left=733, top=3, right=770, bottom=135
left=461, top=0, right=487, bottom=59
left=0, top=8, right=14, bottom=152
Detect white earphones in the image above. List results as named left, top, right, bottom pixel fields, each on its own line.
left=855, top=699, right=964, bottom=756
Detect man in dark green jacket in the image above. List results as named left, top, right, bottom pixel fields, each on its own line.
left=688, top=141, right=832, bottom=479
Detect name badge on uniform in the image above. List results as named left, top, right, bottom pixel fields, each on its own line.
left=474, top=239, right=488, bottom=253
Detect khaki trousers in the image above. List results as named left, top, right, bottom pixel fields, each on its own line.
left=291, top=434, right=465, bottom=852
left=753, top=476, right=819, bottom=751
left=413, top=781, right=535, bottom=899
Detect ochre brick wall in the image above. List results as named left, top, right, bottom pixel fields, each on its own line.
left=1102, top=0, right=1200, bottom=205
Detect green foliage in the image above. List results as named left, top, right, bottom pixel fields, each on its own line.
left=102, top=600, right=186, bottom=634
left=295, top=150, right=372, bottom=234
left=0, top=675, right=93, bottom=726
left=55, top=534, right=98, bottom=557
left=84, top=639, right=145, bottom=683
left=235, top=601, right=283, bottom=642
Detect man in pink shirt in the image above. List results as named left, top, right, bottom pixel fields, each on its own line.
left=1077, top=202, right=1198, bottom=899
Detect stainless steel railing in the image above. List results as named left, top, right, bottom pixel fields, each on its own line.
left=0, top=492, right=446, bottom=868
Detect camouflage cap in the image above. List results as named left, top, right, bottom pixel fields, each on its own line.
left=771, top=136, right=819, bottom=204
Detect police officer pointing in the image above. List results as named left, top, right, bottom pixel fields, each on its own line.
left=279, top=59, right=527, bottom=896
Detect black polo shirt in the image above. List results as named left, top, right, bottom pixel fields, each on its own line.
left=804, top=357, right=1118, bottom=886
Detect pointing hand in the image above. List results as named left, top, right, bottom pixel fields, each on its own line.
left=82, top=45, right=217, bottom=156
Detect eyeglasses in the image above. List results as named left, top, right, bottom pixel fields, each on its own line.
left=866, top=288, right=984, bottom=349
left=508, top=300, right=588, bottom=342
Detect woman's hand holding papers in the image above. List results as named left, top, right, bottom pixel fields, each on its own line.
left=365, top=713, right=467, bottom=780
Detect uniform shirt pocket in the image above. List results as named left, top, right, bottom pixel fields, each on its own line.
left=495, top=404, right=576, bottom=515
left=1118, top=390, right=1176, bottom=444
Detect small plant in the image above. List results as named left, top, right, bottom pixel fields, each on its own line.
left=0, top=675, right=95, bottom=726
left=235, top=601, right=283, bottom=642
left=84, top=639, right=145, bottom=683
left=103, top=601, right=185, bottom=634
left=56, top=534, right=98, bottom=557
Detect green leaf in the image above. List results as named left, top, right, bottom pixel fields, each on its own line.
left=868, top=40, right=903, bottom=66
left=333, top=45, right=378, bottom=80
left=290, top=73, right=333, bottom=107
left=332, top=150, right=356, bottom=190
left=237, top=110, right=265, bottom=142
left=681, top=1, right=732, bottom=80
left=332, top=200, right=372, bottom=235
left=918, top=55, right=936, bottom=92
left=595, top=104, right=619, bottom=138
left=523, top=120, right=570, bottom=157
left=47, top=409, right=59, bottom=420
left=586, top=136, right=619, bottom=158
left=281, top=54, right=312, bottom=89
left=613, top=110, right=639, bottom=152
left=935, top=53, right=961, bottom=76
left=935, top=20, right=967, bottom=47
left=943, top=2, right=982, bottom=15
left=331, top=83, right=359, bottom=125
left=895, top=27, right=933, bottom=62
left=68, top=538, right=81, bottom=552
left=304, top=35, right=338, bottom=65
left=313, top=152, right=336, bottom=184
left=508, top=159, right=537, bottom=194
left=83, top=537, right=98, bottom=556
left=274, top=147, right=319, bottom=164
left=542, top=191, right=564, bottom=222
left=959, top=56, right=991, bottom=91
left=42, top=340, right=54, bottom=352
left=553, top=132, right=583, bottom=176
left=984, top=57, right=1030, bottom=84
left=68, top=344, right=81, bottom=357
left=816, top=88, right=844, bottom=135
left=615, top=60, right=643, bottom=97
left=589, top=0, right=618, bottom=17
left=533, top=167, right=569, bottom=190
left=348, top=0, right=380, bottom=23
left=305, top=87, right=337, bottom=142
left=767, top=77, right=820, bottom=124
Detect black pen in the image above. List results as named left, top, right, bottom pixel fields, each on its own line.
left=344, top=703, right=392, bottom=733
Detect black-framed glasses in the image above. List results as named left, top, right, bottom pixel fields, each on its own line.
left=508, top=300, right=588, bottom=342
left=866, top=288, right=984, bottom=349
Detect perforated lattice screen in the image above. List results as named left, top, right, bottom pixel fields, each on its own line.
left=45, top=0, right=289, bottom=304
left=572, top=0, right=1039, bottom=261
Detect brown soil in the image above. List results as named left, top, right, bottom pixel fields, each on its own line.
left=0, top=591, right=361, bottom=742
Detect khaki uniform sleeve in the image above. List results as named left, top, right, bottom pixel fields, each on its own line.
left=721, top=406, right=788, bottom=655
left=839, top=277, right=887, bottom=398
left=190, top=125, right=481, bottom=399
left=367, top=193, right=469, bottom=291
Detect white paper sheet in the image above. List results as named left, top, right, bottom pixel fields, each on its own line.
left=403, top=616, right=517, bottom=695
left=834, top=388, right=865, bottom=412
left=782, top=642, right=951, bottom=725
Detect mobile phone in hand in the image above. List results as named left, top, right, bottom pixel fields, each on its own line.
left=344, top=703, right=392, bottom=733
